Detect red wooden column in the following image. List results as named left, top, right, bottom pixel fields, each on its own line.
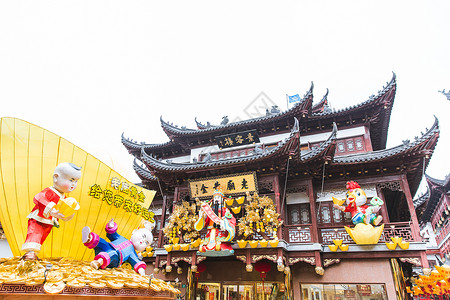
left=272, top=174, right=283, bottom=240
left=157, top=195, right=168, bottom=248
left=307, top=179, right=319, bottom=243
left=399, top=175, right=421, bottom=242
left=376, top=186, right=390, bottom=223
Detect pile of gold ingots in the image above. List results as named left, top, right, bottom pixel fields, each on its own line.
left=0, top=257, right=180, bottom=295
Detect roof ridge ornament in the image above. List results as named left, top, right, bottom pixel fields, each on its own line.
left=438, top=89, right=450, bottom=101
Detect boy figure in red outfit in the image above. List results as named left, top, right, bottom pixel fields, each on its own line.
left=21, top=162, right=82, bottom=260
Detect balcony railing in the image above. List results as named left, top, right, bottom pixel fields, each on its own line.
left=159, top=222, right=415, bottom=247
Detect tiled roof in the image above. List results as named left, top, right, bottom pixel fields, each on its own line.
left=133, top=158, right=157, bottom=181
left=159, top=83, right=314, bottom=138
left=311, top=88, right=329, bottom=114
left=332, top=116, right=439, bottom=165
left=141, top=118, right=305, bottom=172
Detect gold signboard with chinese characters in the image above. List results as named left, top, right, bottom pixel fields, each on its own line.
left=189, top=172, right=258, bottom=199
left=215, top=129, right=260, bottom=149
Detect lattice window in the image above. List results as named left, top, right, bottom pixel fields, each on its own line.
left=337, top=142, right=345, bottom=152
left=347, top=140, right=354, bottom=151
left=288, top=203, right=310, bottom=225
left=355, top=138, right=363, bottom=150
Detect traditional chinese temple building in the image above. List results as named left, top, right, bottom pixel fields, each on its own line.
left=122, top=73, right=440, bottom=299
left=414, top=174, right=450, bottom=269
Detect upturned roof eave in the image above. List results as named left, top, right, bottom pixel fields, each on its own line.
left=159, top=88, right=314, bottom=138
left=332, top=116, right=439, bottom=165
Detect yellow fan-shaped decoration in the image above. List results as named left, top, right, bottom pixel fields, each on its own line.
left=328, top=244, right=338, bottom=251
left=248, top=240, right=258, bottom=248
left=0, top=117, right=156, bottom=261
left=339, top=244, right=349, bottom=251
left=164, top=245, right=173, bottom=252
left=180, top=244, right=190, bottom=251
left=231, top=206, right=242, bottom=214
left=172, top=244, right=180, bottom=251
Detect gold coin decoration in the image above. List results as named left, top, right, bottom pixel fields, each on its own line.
left=0, top=257, right=180, bottom=295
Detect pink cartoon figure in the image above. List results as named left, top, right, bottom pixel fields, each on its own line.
left=332, top=181, right=383, bottom=226
left=21, top=162, right=82, bottom=260
left=82, top=219, right=155, bottom=276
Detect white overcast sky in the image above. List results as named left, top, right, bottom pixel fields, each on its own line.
left=1, top=1, right=449, bottom=196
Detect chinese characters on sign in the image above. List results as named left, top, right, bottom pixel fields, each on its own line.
left=215, top=129, right=260, bottom=149
left=88, top=177, right=155, bottom=222
left=189, top=172, right=258, bottom=199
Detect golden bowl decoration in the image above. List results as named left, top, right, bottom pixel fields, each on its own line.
left=332, top=239, right=343, bottom=246
left=225, top=198, right=234, bottom=207
left=231, top=206, right=241, bottom=214
left=328, top=244, right=338, bottom=252
left=345, top=223, right=384, bottom=244
left=259, top=240, right=268, bottom=247
left=385, top=242, right=397, bottom=250
left=248, top=240, right=258, bottom=248
left=237, top=240, right=248, bottom=248
left=269, top=239, right=279, bottom=247
left=172, top=244, right=180, bottom=251
left=172, top=237, right=180, bottom=245
left=339, top=244, right=349, bottom=251
left=235, top=196, right=245, bottom=205
left=398, top=241, right=410, bottom=250
left=180, top=244, right=190, bottom=251
left=164, top=245, right=173, bottom=252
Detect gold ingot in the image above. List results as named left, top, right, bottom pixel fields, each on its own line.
left=231, top=206, right=241, bottom=214
left=259, top=240, right=268, bottom=247
left=164, top=245, right=173, bottom=252
left=44, top=281, right=66, bottom=294
left=345, top=223, right=384, bottom=244
left=332, top=239, right=343, bottom=246
left=391, top=236, right=402, bottom=244
left=107, top=279, right=124, bottom=289
left=332, top=196, right=345, bottom=206
left=172, top=243, right=181, bottom=251
left=269, top=240, right=279, bottom=247
left=172, top=237, right=180, bottom=244
left=237, top=240, right=247, bottom=248
left=180, top=244, right=190, bottom=251
left=249, top=240, right=258, bottom=248
left=235, top=196, right=245, bottom=205
left=54, top=197, right=80, bottom=217
left=225, top=198, right=234, bottom=207
left=339, top=244, right=349, bottom=251
left=398, top=241, right=410, bottom=250
left=146, top=246, right=153, bottom=252
left=191, top=238, right=201, bottom=248
left=385, top=242, right=397, bottom=250
left=328, top=244, right=338, bottom=252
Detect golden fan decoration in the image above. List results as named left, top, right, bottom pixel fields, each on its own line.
left=0, top=117, right=156, bottom=261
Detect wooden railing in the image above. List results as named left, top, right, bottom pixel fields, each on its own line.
left=159, top=222, right=416, bottom=247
